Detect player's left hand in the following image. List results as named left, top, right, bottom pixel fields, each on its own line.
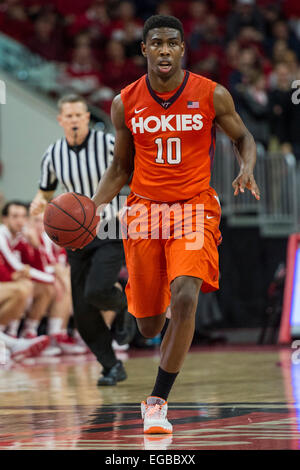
left=232, top=171, right=260, bottom=200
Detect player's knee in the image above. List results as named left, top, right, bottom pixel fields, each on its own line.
left=13, top=287, right=25, bottom=305
left=137, top=316, right=164, bottom=338
left=18, top=280, right=34, bottom=299
left=138, top=323, right=161, bottom=339
left=171, top=277, right=201, bottom=322
left=171, top=290, right=197, bottom=322
left=35, top=282, right=54, bottom=300
left=45, top=284, right=55, bottom=300
left=40, top=283, right=55, bottom=305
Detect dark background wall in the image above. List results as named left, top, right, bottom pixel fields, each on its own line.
left=216, top=216, right=288, bottom=328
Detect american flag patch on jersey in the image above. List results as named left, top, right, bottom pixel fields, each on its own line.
left=187, top=101, right=199, bottom=108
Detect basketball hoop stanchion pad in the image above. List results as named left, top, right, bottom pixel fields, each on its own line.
left=279, top=233, right=300, bottom=344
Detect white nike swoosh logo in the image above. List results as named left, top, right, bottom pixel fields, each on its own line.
left=206, top=215, right=214, bottom=219
left=135, top=107, right=148, bottom=114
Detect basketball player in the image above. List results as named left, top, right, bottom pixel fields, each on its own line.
left=93, top=15, right=260, bottom=433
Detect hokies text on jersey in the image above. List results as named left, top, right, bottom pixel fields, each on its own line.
left=131, top=114, right=204, bottom=134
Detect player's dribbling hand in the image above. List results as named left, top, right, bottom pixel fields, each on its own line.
left=232, top=171, right=260, bottom=200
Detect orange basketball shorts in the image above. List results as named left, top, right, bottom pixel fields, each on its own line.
left=120, top=187, right=222, bottom=318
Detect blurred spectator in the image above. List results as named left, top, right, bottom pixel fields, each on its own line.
left=283, top=50, right=300, bottom=80
left=260, top=3, right=281, bottom=37
left=237, top=25, right=264, bottom=52
left=156, top=1, right=173, bottom=16
left=188, top=14, right=223, bottom=81
left=0, top=201, right=55, bottom=339
left=59, top=44, right=114, bottom=110
left=67, top=0, right=112, bottom=49
left=228, top=47, right=261, bottom=92
left=268, top=63, right=291, bottom=147
left=268, top=60, right=292, bottom=90
left=233, top=71, right=270, bottom=149
left=283, top=0, right=300, bottom=19
left=210, top=0, right=231, bottom=18
left=26, top=10, right=65, bottom=62
left=264, top=20, right=300, bottom=60
left=61, top=44, right=102, bottom=94
left=0, top=257, right=33, bottom=335
left=289, top=17, right=300, bottom=43
left=219, top=40, right=240, bottom=88
left=226, top=0, right=265, bottom=42
left=122, top=21, right=145, bottom=65
left=109, top=1, right=143, bottom=42
left=189, top=12, right=222, bottom=48
left=171, top=0, right=196, bottom=22
left=0, top=0, right=33, bottom=43
left=272, top=39, right=289, bottom=65
left=22, top=0, right=54, bottom=19
left=102, top=39, right=144, bottom=93
left=72, top=30, right=93, bottom=49
left=182, top=0, right=208, bottom=39
left=25, top=213, right=87, bottom=355
left=54, top=0, right=93, bottom=16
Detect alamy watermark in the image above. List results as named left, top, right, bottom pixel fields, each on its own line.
left=291, top=340, right=300, bottom=365
left=0, top=80, right=6, bottom=104
left=291, top=80, right=300, bottom=105
left=96, top=196, right=206, bottom=250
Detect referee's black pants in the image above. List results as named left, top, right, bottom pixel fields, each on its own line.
left=67, top=237, right=126, bottom=370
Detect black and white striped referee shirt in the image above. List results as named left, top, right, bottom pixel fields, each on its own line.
left=39, top=128, right=119, bottom=222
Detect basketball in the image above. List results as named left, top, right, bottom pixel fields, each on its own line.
left=43, top=192, right=98, bottom=249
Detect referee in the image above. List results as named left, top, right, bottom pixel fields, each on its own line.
left=30, top=94, right=130, bottom=386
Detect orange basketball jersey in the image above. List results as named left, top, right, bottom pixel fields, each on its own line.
left=121, top=71, right=217, bottom=202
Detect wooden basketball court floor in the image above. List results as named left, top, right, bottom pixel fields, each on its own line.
left=0, top=345, right=300, bottom=451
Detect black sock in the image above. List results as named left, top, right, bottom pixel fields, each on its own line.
left=151, top=367, right=179, bottom=401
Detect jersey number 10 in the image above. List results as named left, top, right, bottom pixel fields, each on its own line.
left=155, top=137, right=182, bottom=165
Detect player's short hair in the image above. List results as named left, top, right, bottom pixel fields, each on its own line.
left=57, top=94, right=88, bottom=112
left=2, top=201, right=29, bottom=217
left=143, top=15, right=184, bottom=43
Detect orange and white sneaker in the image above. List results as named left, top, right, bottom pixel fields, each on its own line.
left=143, top=434, right=173, bottom=450
left=141, top=396, right=173, bottom=434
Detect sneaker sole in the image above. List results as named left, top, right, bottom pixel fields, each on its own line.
left=144, top=426, right=172, bottom=434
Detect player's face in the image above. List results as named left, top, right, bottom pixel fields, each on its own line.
left=57, top=102, right=90, bottom=135
left=4, top=205, right=28, bottom=235
left=141, top=28, right=185, bottom=79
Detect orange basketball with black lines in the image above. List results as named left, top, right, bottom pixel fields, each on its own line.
left=43, top=192, right=98, bottom=249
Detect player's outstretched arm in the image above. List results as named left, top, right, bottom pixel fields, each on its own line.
left=92, top=94, right=134, bottom=210
left=30, top=189, right=55, bottom=216
left=214, top=84, right=260, bottom=200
